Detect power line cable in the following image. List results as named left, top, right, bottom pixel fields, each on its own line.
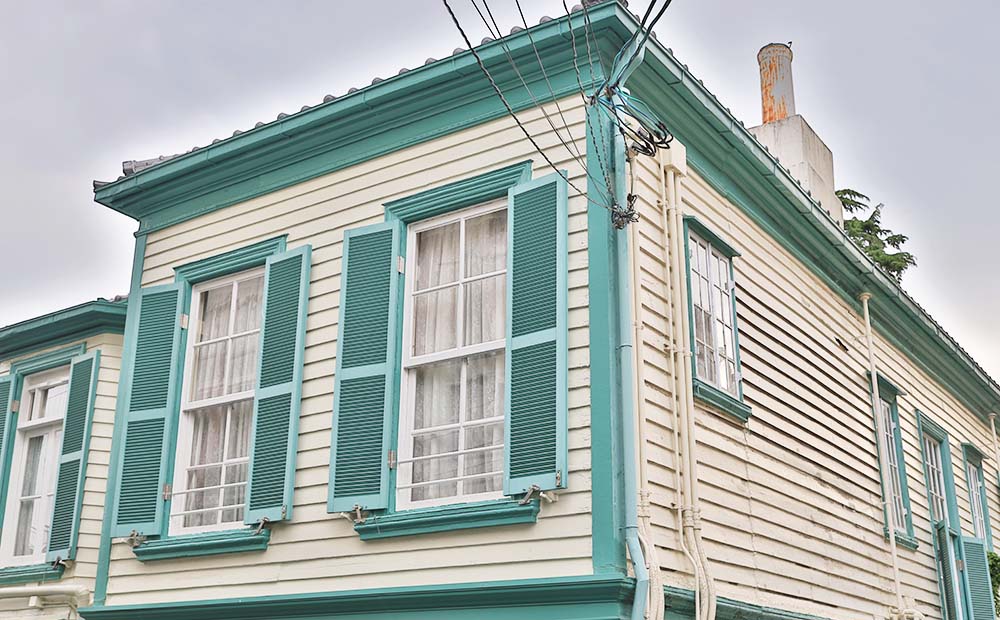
left=440, top=0, right=612, bottom=212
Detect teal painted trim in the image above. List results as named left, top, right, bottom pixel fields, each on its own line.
left=627, top=39, right=1000, bottom=422
left=963, top=444, right=993, bottom=550
left=174, top=235, right=287, bottom=284
left=681, top=218, right=751, bottom=414
left=132, top=527, right=270, bottom=562
left=692, top=378, right=753, bottom=423
left=867, top=371, right=907, bottom=398
left=664, top=585, right=831, bottom=620
left=682, top=216, right=740, bottom=258
left=0, top=563, right=64, bottom=586
left=92, top=5, right=622, bottom=232
left=0, top=300, right=127, bottom=359
left=94, top=232, right=147, bottom=605
left=586, top=102, right=627, bottom=575
left=355, top=498, right=539, bottom=540
left=9, top=342, right=86, bottom=376
left=916, top=410, right=962, bottom=530
left=79, top=573, right=635, bottom=620
left=873, top=394, right=917, bottom=546
left=385, top=160, right=532, bottom=223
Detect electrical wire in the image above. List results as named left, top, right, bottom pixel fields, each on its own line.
left=440, top=0, right=612, bottom=212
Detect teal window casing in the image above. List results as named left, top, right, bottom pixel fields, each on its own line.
left=328, top=160, right=569, bottom=538
left=0, top=343, right=98, bottom=583
left=110, top=235, right=311, bottom=561
left=962, top=443, right=992, bottom=550
left=874, top=378, right=918, bottom=550
left=681, top=216, right=751, bottom=423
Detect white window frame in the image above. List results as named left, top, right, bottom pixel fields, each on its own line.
left=0, top=367, right=69, bottom=566
left=397, top=199, right=508, bottom=510
left=688, top=231, right=740, bottom=397
left=967, top=459, right=987, bottom=540
left=169, top=267, right=264, bottom=536
left=879, top=398, right=907, bottom=533
left=923, top=433, right=949, bottom=525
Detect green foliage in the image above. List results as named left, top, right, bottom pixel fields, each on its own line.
left=837, top=189, right=916, bottom=281
left=989, top=551, right=1000, bottom=612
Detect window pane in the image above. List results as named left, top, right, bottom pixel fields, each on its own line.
left=411, top=454, right=459, bottom=502
left=198, top=285, right=233, bottom=342
left=221, top=463, right=248, bottom=523
left=413, top=359, right=461, bottom=429
left=464, top=275, right=505, bottom=346
left=233, top=275, right=264, bottom=333
left=20, top=436, right=44, bottom=496
left=189, top=406, right=226, bottom=466
left=191, top=341, right=228, bottom=401
left=227, top=400, right=253, bottom=460
left=227, top=334, right=259, bottom=394
left=465, top=210, right=507, bottom=277
left=42, top=383, right=69, bottom=420
left=413, top=287, right=458, bottom=356
left=415, top=222, right=459, bottom=290
left=413, top=429, right=459, bottom=457
left=14, top=500, right=36, bottom=556
left=466, top=351, right=504, bottom=421
left=184, top=466, right=222, bottom=528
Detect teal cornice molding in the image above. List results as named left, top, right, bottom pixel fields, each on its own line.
left=9, top=343, right=87, bottom=376
left=627, top=32, right=1000, bottom=420
left=693, top=379, right=752, bottom=423
left=962, top=442, right=987, bottom=462
left=0, top=300, right=126, bottom=360
left=0, top=562, right=65, bottom=586
left=79, top=574, right=635, bottom=620
left=664, top=585, right=831, bottom=620
left=174, top=235, right=287, bottom=284
left=132, top=528, right=271, bottom=562
left=354, top=498, right=539, bottom=541
left=384, top=160, right=532, bottom=223
left=92, top=4, right=623, bottom=235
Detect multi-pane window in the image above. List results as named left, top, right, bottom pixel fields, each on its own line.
left=0, top=367, right=69, bottom=565
left=170, top=268, right=264, bottom=534
left=924, top=434, right=949, bottom=525
left=879, top=398, right=907, bottom=533
left=689, top=231, right=738, bottom=396
left=398, top=201, right=507, bottom=509
left=967, top=460, right=987, bottom=540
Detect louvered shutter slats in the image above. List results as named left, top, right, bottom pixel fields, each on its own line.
left=504, top=173, right=568, bottom=496
left=963, top=537, right=997, bottom=620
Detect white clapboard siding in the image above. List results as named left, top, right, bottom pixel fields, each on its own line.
left=632, top=149, right=998, bottom=620
left=0, top=333, right=122, bottom=619
left=105, top=98, right=594, bottom=606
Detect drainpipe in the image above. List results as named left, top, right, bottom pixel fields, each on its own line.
left=659, top=144, right=715, bottom=620
left=860, top=292, right=908, bottom=618
left=989, top=414, right=1000, bottom=493
left=0, top=584, right=91, bottom=616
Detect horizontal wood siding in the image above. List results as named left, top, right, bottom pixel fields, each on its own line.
left=105, top=98, right=593, bottom=605
left=634, top=153, right=999, bottom=620
left=0, top=333, right=122, bottom=619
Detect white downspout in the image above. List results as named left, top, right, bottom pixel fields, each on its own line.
left=989, top=414, right=1000, bottom=493
left=660, top=144, right=716, bottom=620
left=860, top=292, right=918, bottom=620
left=0, top=584, right=91, bottom=617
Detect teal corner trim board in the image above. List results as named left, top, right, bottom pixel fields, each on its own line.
left=132, top=527, right=271, bottom=562
left=79, top=574, right=636, bottom=620
left=0, top=300, right=125, bottom=361
left=354, top=498, right=539, bottom=541
left=0, top=563, right=65, bottom=586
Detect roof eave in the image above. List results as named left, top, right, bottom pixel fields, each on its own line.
left=0, top=299, right=128, bottom=360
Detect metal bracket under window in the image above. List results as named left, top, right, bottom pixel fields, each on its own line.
left=253, top=517, right=271, bottom=535
left=519, top=484, right=559, bottom=505
left=125, top=530, right=147, bottom=549
left=340, top=504, right=368, bottom=525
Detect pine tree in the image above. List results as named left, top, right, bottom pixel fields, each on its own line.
left=837, top=189, right=916, bottom=281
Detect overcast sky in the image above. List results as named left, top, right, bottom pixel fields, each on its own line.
left=1, top=0, right=997, bottom=376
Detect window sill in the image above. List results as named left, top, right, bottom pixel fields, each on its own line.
left=132, top=527, right=271, bottom=562
left=355, top=498, right=540, bottom=541
left=692, top=379, right=752, bottom=423
left=883, top=527, right=919, bottom=550
left=0, top=563, right=64, bottom=586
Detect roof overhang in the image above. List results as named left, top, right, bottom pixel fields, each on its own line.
left=0, top=299, right=128, bottom=360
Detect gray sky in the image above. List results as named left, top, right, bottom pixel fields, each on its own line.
left=2, top=0, right=998, bottom=377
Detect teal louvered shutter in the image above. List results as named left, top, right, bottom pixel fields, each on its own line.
left=111, top=283, right=186, bottom=537
left=0, top=375, right=14, bottom=529
left=937, top=521, right=961, bottom=620
left=504, top=172, right=568, bottom=496
left=963, top=536, right=997, bottom=620
left=244, top=245, right=312, bottom=525
left=47, top=351, right=100, bottom=562
left=328, top=221, right=402, bottom=513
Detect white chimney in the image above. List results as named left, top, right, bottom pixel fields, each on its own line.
left=749, top=43, right=843, bottom=223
